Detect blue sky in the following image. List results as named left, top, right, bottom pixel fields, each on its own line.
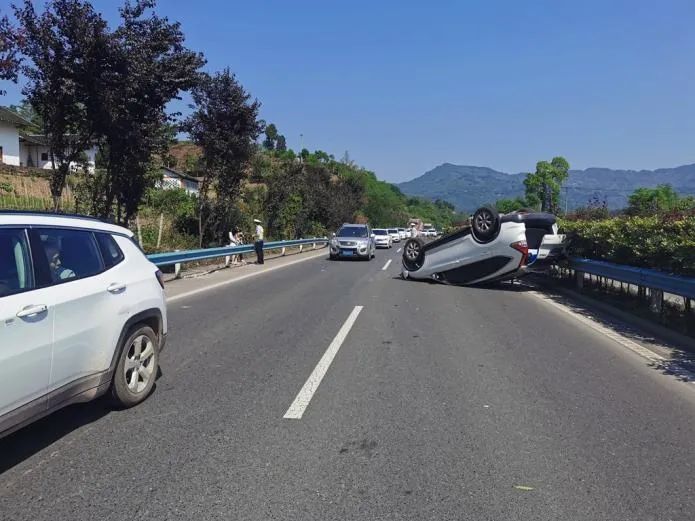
left=2, top=0, right=694, bottom=182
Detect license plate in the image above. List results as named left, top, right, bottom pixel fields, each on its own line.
left=341, top=249, right=353, bottom=256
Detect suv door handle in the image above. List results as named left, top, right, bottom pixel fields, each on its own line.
left=107, top=283, right=126, bottom=294
left=16, top=304, right=48, bottom=318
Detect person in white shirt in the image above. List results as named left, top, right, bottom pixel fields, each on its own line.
left=253, top=218, right=265, bottom=264
left=410, top=225, right=418, bottom=238
left=227, top=227, right=245, bottom=265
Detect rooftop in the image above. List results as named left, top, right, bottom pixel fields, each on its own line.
left=0, top=106, right=33, bottom=127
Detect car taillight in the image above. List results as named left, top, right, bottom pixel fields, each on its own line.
left=510, top=240, right=529, bottom=266
left=155, top=269, right=165, bottom=289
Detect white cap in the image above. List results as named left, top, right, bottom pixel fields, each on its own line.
left=253, top=219, right=262, bottom=224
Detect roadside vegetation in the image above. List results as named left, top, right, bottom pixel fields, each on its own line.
left=560, top=185, right=695, bottom=276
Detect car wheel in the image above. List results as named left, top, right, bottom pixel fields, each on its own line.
left=402, top=238, right=425, bottom=271
left=472, top=206, right=500, bottom=243
left=111, top=325, right=159, bottom=408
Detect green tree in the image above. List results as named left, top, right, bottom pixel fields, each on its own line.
left=263, top=123, right=278, bottom=150
left=494, top=197, right=528, bottom=214
left=89, top=0, right=204, bottom=223
left=0, top=14, right=22, bottom=92
left=183, top=153, right=200, bottom=174
left=8, top=100, right=42, bottom=132
left=14, top=0, right=110, bottom=209
left=627, top=184, right=680, bottom=216
left=183, top=68, right=263, bottom=245
left=275, top=134, right=287, bottom=151
left=524, top=156, right=570, bottom=212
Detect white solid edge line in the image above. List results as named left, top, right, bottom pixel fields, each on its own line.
left=167, top=250, right=326, bottom=303
left=526, top=290, right=666, bottom=363
left=284, top=305, right=364, bottom=419
left=382, top=259, right=392, bottom=271
left=397, top=248, right=402, bottom=253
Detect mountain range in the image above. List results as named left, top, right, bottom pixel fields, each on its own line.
left=397, top=163, right=695, bottom=211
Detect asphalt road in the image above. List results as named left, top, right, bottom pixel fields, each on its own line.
left=2, top=245, right=695, bottom=520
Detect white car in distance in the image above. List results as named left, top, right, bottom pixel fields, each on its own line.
left=372, top=228, right=393, bottom=248
left=388, top=228, right=401, bottom=243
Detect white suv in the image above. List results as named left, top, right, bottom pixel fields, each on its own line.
left=0, top=212, right=167, bottom=438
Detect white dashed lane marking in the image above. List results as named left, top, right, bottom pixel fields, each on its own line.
left=284, top=306, right=364, bottom=419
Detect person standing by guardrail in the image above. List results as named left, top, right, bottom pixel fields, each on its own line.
left=254, top=218, right=265, bottom=265
left=228, top=227, right=245, bottom=265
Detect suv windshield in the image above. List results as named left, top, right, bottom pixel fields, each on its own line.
left=373, top=229, right=388, bottom=235
left=388, top=229, right=397, bottom=233
left=337, top=226, right=368, bottom=238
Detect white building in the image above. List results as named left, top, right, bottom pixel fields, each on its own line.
left=158, top=166, right=201, bottom=195
left=0, top=106, right=28, bottom=166
left=0, top=106, right=97, bottom=173
left=19, top=134, right=97, bottom=173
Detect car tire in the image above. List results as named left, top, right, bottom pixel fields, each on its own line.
left=472, top=206, right=501, bottom=243
left=111, top=325, right=159, bottom=408
left=402, top=238, right=425, bottom=271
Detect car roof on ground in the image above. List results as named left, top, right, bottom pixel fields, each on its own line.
left=0, top=211, right=135, bottom=237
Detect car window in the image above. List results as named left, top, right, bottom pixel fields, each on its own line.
left=373, top=229, right=387, bottom=235
left=0, top=228, right=34, bottom=298
left=388, top=229, right=397, bottom=233
left=337, top=227, right=368, bottom=238
left=35, top=228, right=104, bottom=284
left=96, top=233, right=125, bottom=269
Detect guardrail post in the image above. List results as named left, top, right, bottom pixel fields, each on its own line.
left=225, top=254, right=231, bottom=268
left=299, top=244, right=303, bottom=253
left=281, top=247, right=286, bottom=256
left=649, top=288, right=664, bottom=315
left=575, top=270, right=584, bottom=290
left=312, top=242, right=316, bottom=250
left=173, top=250, right=182, bottom=279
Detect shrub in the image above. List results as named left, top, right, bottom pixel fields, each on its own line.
left=559, top=215, right=695, bottom=276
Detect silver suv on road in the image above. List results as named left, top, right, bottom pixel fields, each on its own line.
left=329, top=224, right=376, bottom=260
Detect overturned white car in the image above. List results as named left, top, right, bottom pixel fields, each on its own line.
left=401, top=206, right=566, bottom=285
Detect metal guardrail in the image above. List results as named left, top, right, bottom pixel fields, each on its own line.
left=147, top=237, right=329, bottom=268
left=569, top=257, right=695, bottom=300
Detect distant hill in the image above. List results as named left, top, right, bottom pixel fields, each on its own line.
left=397, top=163, right=695, bottom=211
